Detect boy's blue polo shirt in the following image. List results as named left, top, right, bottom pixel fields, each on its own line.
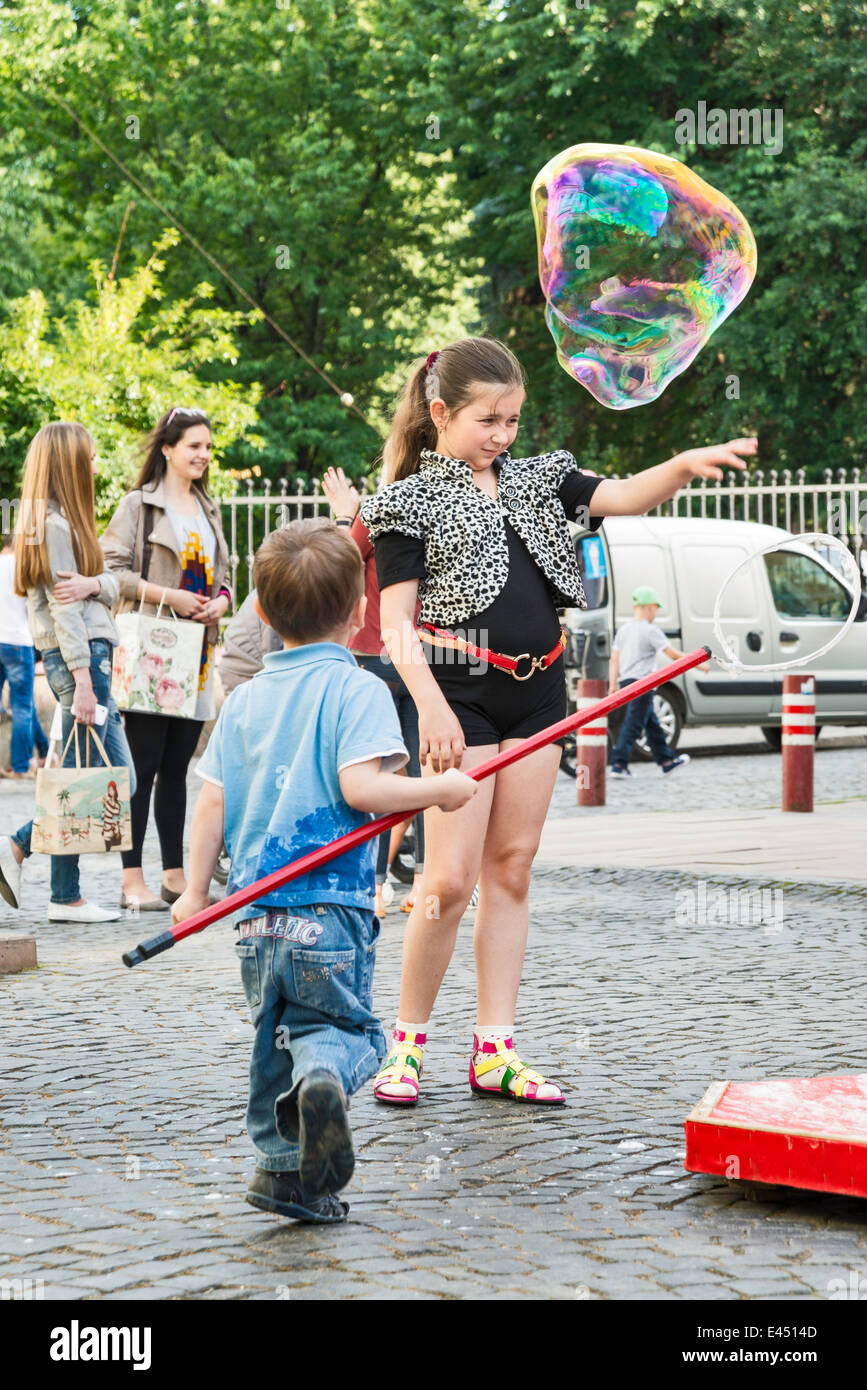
left=196, top=642, right=408, bottom=922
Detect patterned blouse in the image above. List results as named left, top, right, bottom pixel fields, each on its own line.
left=359, top=448, right=604, bottom=627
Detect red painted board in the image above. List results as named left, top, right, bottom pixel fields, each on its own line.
left=684, top=1074, right=867, bottom=1198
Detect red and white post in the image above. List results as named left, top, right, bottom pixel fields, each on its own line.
left=576, top=678, right=607, bottom=807
left=782, top=674, right=815, bottom=813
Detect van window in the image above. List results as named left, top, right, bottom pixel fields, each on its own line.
left=574, top=533, right=608, bottom=609
left=765, top=550, right=850, bottom=620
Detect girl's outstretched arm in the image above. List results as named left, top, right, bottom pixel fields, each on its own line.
left=589, top=437, right=757, bottom=516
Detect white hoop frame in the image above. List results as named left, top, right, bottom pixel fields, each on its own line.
left=711, top=532, right=862, bottom=674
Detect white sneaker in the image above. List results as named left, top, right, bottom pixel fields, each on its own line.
left=662, top=753, right=691, bottom=774
left=47, top=901, right=121, bottom=923
left=0, top=836, right=22, bottom=909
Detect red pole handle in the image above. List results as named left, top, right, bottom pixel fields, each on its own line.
left=123, top=645, right=710, bottom=966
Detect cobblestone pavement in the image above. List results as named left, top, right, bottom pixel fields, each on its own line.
left=2, top=736, right=866, bottom=1301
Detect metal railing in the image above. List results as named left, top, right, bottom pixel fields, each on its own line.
left=221, top=469, right=865, bottom=610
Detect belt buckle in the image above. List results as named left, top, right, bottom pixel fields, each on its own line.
left=512, top=653, right=537, bottom=681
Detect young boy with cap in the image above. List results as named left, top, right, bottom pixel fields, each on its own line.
left=608, top=585, right=710, bottom=777
left=172, top=520, right=476, bottom=1224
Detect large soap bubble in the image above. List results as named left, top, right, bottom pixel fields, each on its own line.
left=531, top=143, right=757, bottom=409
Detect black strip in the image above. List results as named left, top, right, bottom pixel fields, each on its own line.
left=695, top=677, right=867, bottom=697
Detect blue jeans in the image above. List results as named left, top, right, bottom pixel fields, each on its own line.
left=0, top=643, right=47, bottom=772
left=236, top=903, right=387, bottom=1172
left=610, top=678, right=677, bottom=769
left=354, top=652, right=425, bottom=880
left=11, top=639, right=137, bottom=904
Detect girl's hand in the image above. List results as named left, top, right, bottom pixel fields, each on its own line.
left=53, top=571, right=99, bottom=603
left=168, top=588, right=209, bottom=619
left=320, top=466, right=360, bottom=522
left=194, top=594, right=231, bottom=624
left=419, top=700, right=466, bottom=773
left=72, top=676, right=97, bottom=726
left=674, top=437, right=758, bottom=483
left=171, top=887, right=210, bottom=927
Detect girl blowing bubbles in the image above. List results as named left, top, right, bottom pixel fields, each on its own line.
left=361, top=336, right=755, bottom=1104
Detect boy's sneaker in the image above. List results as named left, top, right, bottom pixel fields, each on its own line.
left=662, top=754, right=690, bottom=774
left=610, top=764, right=631, bottom=778
left=245, top=1167, right=348, bottom=1224
left=297, top=1069, right=355, bottom=1196
left=0, top=836, right=22, bottom=909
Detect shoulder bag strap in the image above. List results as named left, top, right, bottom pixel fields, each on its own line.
left=141, top=501, right=157, bottom=582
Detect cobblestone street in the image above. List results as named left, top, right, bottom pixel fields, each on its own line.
left=2, top=732, right=866, bottom=1300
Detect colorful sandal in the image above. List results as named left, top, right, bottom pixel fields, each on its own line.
left=372, top=1028, right=426, bottom=1105
left=469, top=1034, right=565, bottom=1104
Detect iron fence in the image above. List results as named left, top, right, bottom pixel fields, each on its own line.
left=221, top=469, right=865, bottom=611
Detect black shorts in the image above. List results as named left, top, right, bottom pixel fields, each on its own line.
left=430, top=656, right=568, bottom=746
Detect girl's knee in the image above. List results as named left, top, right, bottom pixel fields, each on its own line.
left=482, top=845, right=536, bottom=897
left=422, top=870, right=476, bottom=918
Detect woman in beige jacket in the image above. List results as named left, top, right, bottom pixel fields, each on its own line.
left=100, top=407, right=231, bottom=911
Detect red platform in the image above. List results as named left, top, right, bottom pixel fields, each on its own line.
left=684, top=1073, right=867, bottom=1198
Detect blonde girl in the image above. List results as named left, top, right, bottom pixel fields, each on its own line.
left=0, top=423, right=136, bottom=922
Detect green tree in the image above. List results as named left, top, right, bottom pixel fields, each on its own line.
left=438, top=0, right=866, bottom=479
left=0, top=231, right=262, bottom=520
left=0, top=0, right=471, bottom=482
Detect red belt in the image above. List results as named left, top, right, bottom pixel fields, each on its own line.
left=418, top=623, right=567, bottom=681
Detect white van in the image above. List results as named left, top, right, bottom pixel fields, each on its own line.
left=563, top=516, right=867, bottom=750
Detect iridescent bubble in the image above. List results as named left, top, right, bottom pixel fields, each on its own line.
left=531, top=143, right=757, bottom=409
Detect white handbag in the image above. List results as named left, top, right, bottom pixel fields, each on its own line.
left=111, top=592, right=205, bottom=719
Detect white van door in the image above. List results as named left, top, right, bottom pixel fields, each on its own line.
left=763, top=547, right=867, bottom=719
left=670, top=540, right=775, bottom=718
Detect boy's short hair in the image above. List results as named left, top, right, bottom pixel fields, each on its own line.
left=253, top=519, right=363, bottom=643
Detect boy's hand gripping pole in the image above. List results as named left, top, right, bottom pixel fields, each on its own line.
left=122, top=646, right=711, bottom=967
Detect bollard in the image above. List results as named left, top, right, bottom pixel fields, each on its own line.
left=782, top=673, right=815, bottom=812
left=576, top=678, right=608, bottom=807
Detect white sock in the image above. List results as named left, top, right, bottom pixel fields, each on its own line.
left=474, top=1025, right=513, bottom=1048
left=395, top=1018, right=427, bottom=1037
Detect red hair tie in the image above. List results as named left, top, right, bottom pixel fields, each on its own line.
left=425, top=351, right=440, bottom=373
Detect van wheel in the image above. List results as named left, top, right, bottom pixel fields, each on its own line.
left=559, top=734, right=578, bottom=779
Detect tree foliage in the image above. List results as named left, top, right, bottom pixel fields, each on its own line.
left=0, top=0, right=862, bottom=489
left=0, top=230, right=261, bottom=519
left=436, top=0, right=866, bottom=477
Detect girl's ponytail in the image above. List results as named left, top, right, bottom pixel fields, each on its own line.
left=381, top=359, right=437, bottom=484
left=381, top=337, right=525, bottom=485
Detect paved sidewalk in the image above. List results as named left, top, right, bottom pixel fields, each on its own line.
left=539, top=800, right=867, bottom=882
left=2, top=741, right=867, bottom=1300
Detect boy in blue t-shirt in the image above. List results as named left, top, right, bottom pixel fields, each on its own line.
left=173, top=521, right=476, bottom=1224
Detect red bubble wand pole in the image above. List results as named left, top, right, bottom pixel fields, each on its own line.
left=122, top=645, right=710, bottom=967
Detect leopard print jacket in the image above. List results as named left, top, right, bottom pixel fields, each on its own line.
left=360, top=447, right=591, bottom=626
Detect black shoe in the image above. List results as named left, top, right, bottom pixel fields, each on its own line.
left=245, top=1168, right=349, bottom=1223
left=298, top=1069, right=355, bottom=1197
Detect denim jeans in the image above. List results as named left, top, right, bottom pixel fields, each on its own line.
left=0, top=643, right=43, bottom=773
left=11, top=639, right=137, bottom=904
left=236, top=903, right=387, bottom=1172
left=354, top=652, right=425, bottom=880
left=610, top=678, right=676, bottom=769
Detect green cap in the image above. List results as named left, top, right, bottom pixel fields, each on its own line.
left=632, top=585, right=663, bottom=607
